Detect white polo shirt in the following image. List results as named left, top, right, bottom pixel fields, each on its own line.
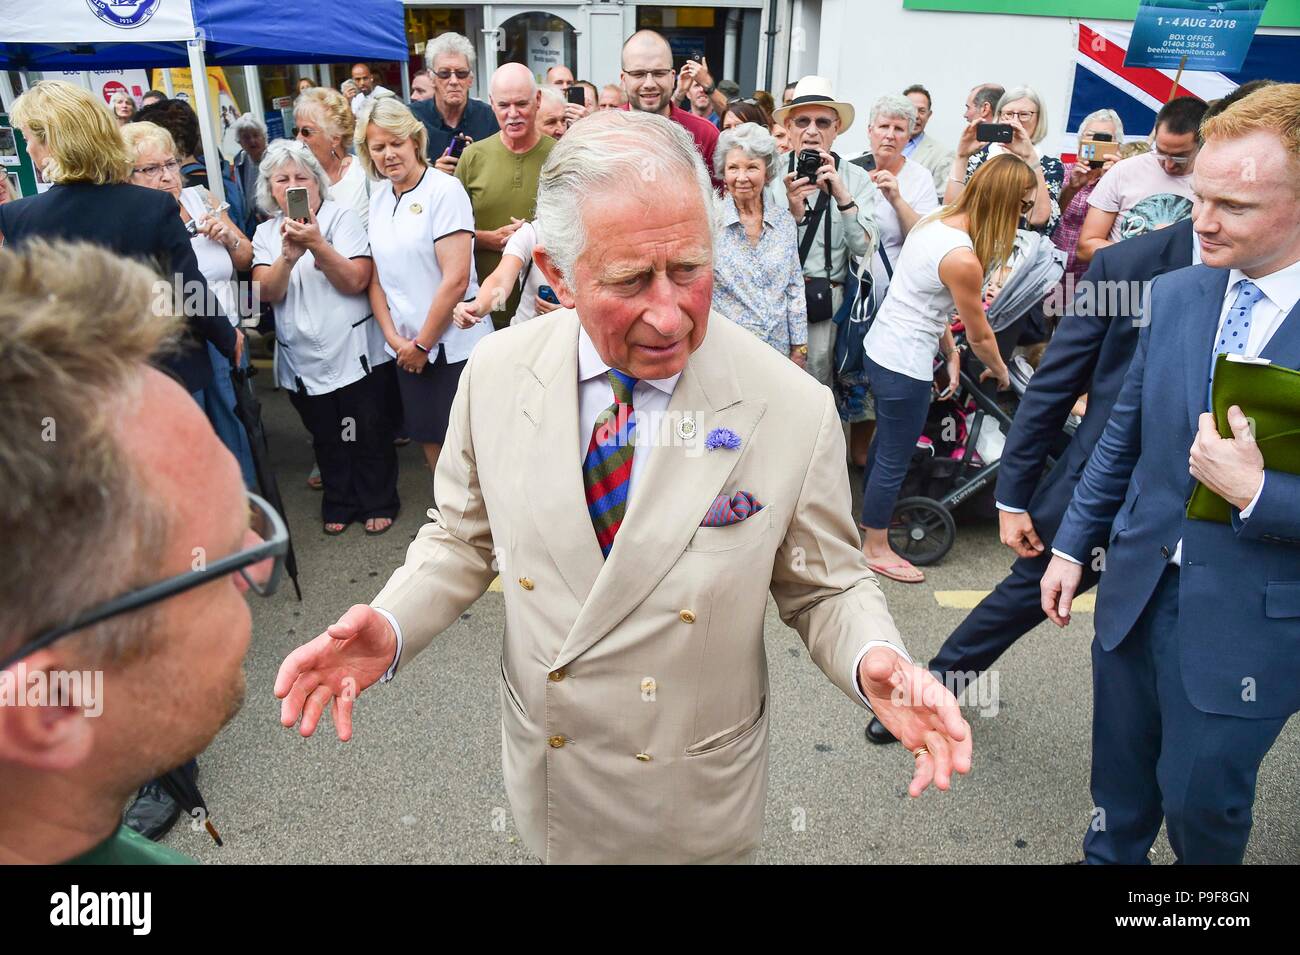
left=252, top=199, right=389, bottom=395
left=368, top=167, right=490, bottom=364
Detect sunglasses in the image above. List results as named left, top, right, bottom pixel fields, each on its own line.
left=434, top=69, right=472, bottom=80
left=0, top=493, right=289, bottom=672
left=1020, top=198, right=1036, bottom=214
left=292, top=126, right=317, bottom=139
left=791, top=116, right=837, bottom=130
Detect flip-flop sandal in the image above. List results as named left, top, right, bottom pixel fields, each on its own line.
left=307, top=467, right=323, bottom=491
left=866, top=560, right=925, bottom=584
left=323, top=522, right=348, bottom=536
left=364, top=518, right=394, bottom=536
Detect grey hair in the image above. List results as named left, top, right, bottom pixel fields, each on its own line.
left=997, top=85, right=1049, bottom=145
left=535, top=110, right=717, bottom=286
left=426, top=31, right=477, bottom=73
left=231, top=112, right=266, bottom=139
left=538, top=85, right=566, bottom=109
left=1077, top=107, right=1125, bottom=146
left=714, top=122, right=780, bottom=184
left=869, top=94, right=918, bottom=135
left=255, top=139, right=332, bottom=217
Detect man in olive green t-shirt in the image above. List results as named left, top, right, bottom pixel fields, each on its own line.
left=456, top=62, right=556, bottom=330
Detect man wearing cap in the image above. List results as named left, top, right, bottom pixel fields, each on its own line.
left=775, top=76, right=880, bottom=389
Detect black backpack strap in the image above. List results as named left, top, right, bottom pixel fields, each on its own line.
left=798, top=189, right=830, bottom=264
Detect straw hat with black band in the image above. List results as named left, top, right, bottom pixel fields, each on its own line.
left=772, top=75, right=855, bottom=133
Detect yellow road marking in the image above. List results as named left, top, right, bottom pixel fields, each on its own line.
left=933, top=590, right=1095, bottom=612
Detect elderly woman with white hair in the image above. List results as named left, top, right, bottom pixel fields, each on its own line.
left=710, top=122, right=807, bottom=365
left=231, top=112, right=268, bottom=235
left=945, top=84, right=1065, bottom=235
left=294, top=86, right=370, bottom=228
left=359, top=96, right=487, bottom=480
left=251, top=140, right=400, bottom=536
left=1053, top=108, right=1124, bottom=281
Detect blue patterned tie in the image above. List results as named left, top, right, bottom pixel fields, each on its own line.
left=1208, top=279, right=1263, bottom=409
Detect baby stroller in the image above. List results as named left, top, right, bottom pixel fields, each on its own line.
left=886, top=231, right=1069, bottom=566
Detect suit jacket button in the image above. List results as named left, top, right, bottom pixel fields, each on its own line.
left=679, top=609, right=696, bottom=624
left=1160, top=546, right=1170, bottom=560
left=635, top=753, right=652, bottom=762
left=548, top=668, right=566, bottom=682
left=548, top=735, right=566, bottom=748
left=519, top=577, right=534, bottom=590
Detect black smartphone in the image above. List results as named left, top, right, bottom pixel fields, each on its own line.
left=538, top=285, right=560, bottom=305
left=850, top=153, right=877, bottom=172
left=796, top=149, right=822, bottom=182
left=566, top=86, right=585, bottom=106
left=976, top=122, right=1015, bottom=144
left=448, top=134, right=469, bottom=159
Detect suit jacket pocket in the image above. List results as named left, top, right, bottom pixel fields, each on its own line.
left=685, top=696, right=766, bottom=756
left=686, top=508, right=772, bottom=553
left=1265, top=581, right=1300, bottom=619
left=500, top=654, right=527, bottom=719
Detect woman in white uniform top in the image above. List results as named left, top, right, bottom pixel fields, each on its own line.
left=294, top=87, right=370, bottom=229
left=359, top=97, right=488, bottom=478
left=251, top=140, right=400, bottom=536
left=121, top=120, right=257, bottom=489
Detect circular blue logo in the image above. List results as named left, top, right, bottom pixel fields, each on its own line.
left=86, top=0, right=163, bottom=30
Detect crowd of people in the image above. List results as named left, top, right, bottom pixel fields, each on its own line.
left=1, top=25, right=1298, bottom=868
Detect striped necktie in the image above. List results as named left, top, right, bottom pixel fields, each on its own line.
left=584, top=369, right=638, bottom=558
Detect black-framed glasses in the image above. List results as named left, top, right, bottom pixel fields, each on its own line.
left=132, top=158, right=180, bottom=180
left=0, top=493, right=289, bottom=672
left=434, top=69, right=472, bottom=80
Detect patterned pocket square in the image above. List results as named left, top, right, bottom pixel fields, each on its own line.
left=700, top=491, right=764, bottom=527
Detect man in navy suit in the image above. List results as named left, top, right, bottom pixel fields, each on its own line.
left=865, top=217, right=1195, bottom=746
left=1043, top=84, right=1300, bottom=864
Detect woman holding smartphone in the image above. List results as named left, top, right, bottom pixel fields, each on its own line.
left=251, top=140, right=398, bottom=536
left=858, top=153, right=1028, bottom=584
left=360, top=97, right=488, bottom=481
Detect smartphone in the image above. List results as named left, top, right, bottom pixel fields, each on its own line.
left=976, top=122, right=1015, bottom=144
left=286, top=186, right=310, bottom=223
left=1078, top=132, right=1117, bottom=168
left=566, top=86, right=585, bottom=106
left=538, top=285, right=560, bottom=305
left=850, top=153, right=877, bottom=172
left=447, top=134, right=469, bottom=159
left=796, top=149, right=822, bottom=183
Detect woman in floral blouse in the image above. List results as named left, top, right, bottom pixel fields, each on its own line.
left=945, top=85, right=1065, bottom=237
left=710, top=122, right=808, bottom=367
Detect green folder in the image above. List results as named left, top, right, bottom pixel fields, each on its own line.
left=1187, top=354, right=1300, bottom=523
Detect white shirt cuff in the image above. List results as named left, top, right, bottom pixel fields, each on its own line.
left=851, top=640, right=914, bottom=711
left=1050, top=548, right=1083, bottom=566
left=995, top=502, right=1027, bottom=513
left=1239, top=473, right=1265, bottom=520
left=374, top=608, right=404, bottom=683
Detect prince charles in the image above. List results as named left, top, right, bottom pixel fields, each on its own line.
left=276, top=110, right=970, bottom=863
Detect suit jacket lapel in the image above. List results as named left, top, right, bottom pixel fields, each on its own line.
left=554, top=317, right=768, bottom=668
left=1260, top=298, right=1300, bottom=369
left=520, top=311, right=605, bottom=605
left=1183, top=265, right=1231, bottom=432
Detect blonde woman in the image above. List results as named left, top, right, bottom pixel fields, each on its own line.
left=858, top=153, right=1027, bottom=583
left=294, top=86, right=370, bottom=228
left=122, top=120, right=256, bottom=488
left=359, top=96, right=486, bottom=479
left=109, top=89, right=137, bottom=127
left=0, top=80, right=240, bottom=395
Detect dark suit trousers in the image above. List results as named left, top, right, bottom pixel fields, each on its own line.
left=289, top=363, right=401, bottom=525
left=1084, top=566, right=1289, bottom=864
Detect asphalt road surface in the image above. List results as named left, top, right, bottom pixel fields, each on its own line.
left=163, top=373, right=1299, bottom=864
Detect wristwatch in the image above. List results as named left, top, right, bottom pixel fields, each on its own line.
left=413, top=341, right=431, bottom=355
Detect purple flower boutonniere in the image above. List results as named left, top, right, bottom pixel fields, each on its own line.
left=705, top=427, right=741, bottom=451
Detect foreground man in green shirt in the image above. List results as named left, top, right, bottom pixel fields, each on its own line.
left=0, top=242, right=282, bottom=864
left=455, top=62, right=556, bottom=330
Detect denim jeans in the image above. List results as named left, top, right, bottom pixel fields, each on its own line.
left=860, top=353, right=932, bottom=529
left=192, top=342, right=257, bottom=491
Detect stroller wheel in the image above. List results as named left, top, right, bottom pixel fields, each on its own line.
left=889, top=497, right=956, bottom=567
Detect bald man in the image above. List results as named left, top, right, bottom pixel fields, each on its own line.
left=619, top=29, right=721, bottom=189
left=455, top=63, right=557, bottom=329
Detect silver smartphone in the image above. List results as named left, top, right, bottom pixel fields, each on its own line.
left=286, top=187, right=310, bottom=222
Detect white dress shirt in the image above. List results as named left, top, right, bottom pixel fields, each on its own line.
left=381, top=322, right=913, bottom=706
left=1051, top=254, right=1300, bottom=566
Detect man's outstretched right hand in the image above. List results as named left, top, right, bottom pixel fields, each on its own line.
left=274, top=604, right=398, bottom=742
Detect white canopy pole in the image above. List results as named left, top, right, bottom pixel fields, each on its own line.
left=161, top=68, right=175, bottom=96
left=242, top=65, right=265, bottom=125
left=1, top=70, right=17, bottom=111
left=187, top=37, right=225, bottom=204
